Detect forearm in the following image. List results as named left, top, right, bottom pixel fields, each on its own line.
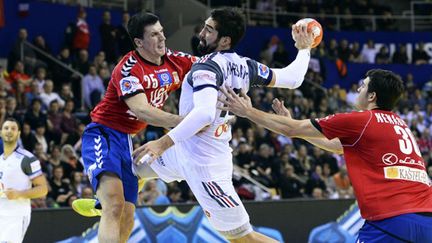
left=20, top=184, right=48, bottom=199
left=302, top=137, right=343, bottom=154
left=135, top=104, right=183, bottom=128
left=270, top=49, right=310, bottom=89
left=245, top=108, right=298, bottom=137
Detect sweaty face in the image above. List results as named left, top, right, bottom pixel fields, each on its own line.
left=198, top=18, right=220, bottom=55
left=355, top=77, right=371, bottom=110
left=1, top=121, right=20, bottom=144
left=140, top=21, right=166, bottom=59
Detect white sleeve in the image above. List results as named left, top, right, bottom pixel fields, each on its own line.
left=167, top=86, right=218, bottom=144
left=271, top=49, right=310, bottom=89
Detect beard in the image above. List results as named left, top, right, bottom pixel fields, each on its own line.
left=197, top=38, right=219, bottom=55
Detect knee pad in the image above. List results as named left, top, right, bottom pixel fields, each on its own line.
left=218, top=222, right=253, bottom=240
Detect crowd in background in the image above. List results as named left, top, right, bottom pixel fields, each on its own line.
left=1, top=3, right=432, bottom=208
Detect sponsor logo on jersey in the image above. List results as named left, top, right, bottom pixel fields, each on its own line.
left=157, top=72, right=173, bottom=86
left=257, top=63, right=270, bottom=79
left=381, top=153, right=425, bottom=168
left=384, top=166, right=431, bottom=186
left=120, top=76, right=143, bottom=96
left=30, top=161, right=41, bottom=173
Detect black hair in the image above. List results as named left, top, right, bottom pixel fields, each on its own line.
left=127, top=12, right=159, bottom=42
left=366, top=69, right=404, bottom=111
left=210, top=8, right=246, bottom=48
left=2, top=117, right=21, bottom=131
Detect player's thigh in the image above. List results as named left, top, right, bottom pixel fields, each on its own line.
left=96, top=172, right=125, bottom=208
left=146, top=144, right=184, bottom=183
left=186, top=171, right=250, bottom=234
left=0, top=215, right=30, bottom=243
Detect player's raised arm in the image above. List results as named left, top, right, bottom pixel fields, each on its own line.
left=266, top=23, right=314, bottom=89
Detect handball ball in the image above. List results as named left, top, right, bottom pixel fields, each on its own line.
left=295, top=18, right=323, bottom=48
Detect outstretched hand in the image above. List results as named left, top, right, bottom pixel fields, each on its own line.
left=291, top=23, right=314, bottom=50
left=272, top=98, right=292, bottom=118
left=218, top=86, right=252, bottom=118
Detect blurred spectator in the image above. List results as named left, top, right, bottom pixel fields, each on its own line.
left=346, top=83, right=359, bottom=107
left=304, top=165, right=327, bottom=196
left=412, top=42, right=431, bottom=65
left=46, top=100, right=63, bottom=143
left=279, top=164, right=304, bottom=198
left=116, top=11, right=134, bottom=56
left=7, top=61, right=32, bottom=93
left=360, top=40, right=377, bottom=63
left=81, top=186, right=94, bottom=199
left=375, top=46, right=390, bottom=64
left=53, top=47, right=73, bottom=86
left=272, top=42, right=289, bottom=67
left=7, top=28, right=41, bottom=74
left=93, top=51, right=108, bottom=71
left=4, top=96, right=22, bottom=123
left=337, top=39, right=350, bottom=62
left=139, top=179, right=169, bottom=205
left=250, top=143, right=275, bottom=187
left=99, top=11, right=117, bottom=64
left=40, top=79, right=65, bottom=108
left=349, top=42, right=362, bottom=63
left=72, top=8, right=90, bottom=53
left=327, top=39, right=338, bottom=60
left=82, top=64, right=105, bottom=110
left=167, top=186, right=183, bottom=203
left=48, top=166, right=73, bottom=207
left=33, top=67, right=47, bottom=93
left=33, top=35, right=53, bottom=68
left=34, top=122, right=49, bottom=153
left=332, top=164, right=353, bottom=198
left=24, top=98, right=47, bottom=130
left=46, top=145, right=73, bottom=179
left=25, top=80, right=42, bottom=107
left=70, top=171, right=87, bottom=197
left=190, top=24, right=202, bottom=56
left=392, top=44, right=409, bottom=64
left=377, top=10, right=396, bottom=31
left=20, top=122, right=37, bottom=152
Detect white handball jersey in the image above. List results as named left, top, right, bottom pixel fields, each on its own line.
left=179, top=50, right=272, bottom=157
left=0, top=147, right=42, bottom=216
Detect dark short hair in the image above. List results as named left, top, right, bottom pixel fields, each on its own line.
left=366, top=69, right=404, bottom=111
left=2, top=117, right=21, bottom=131
left=210, top=8, right=246, bottom=49
left=127, top=12, right=159, bottom=40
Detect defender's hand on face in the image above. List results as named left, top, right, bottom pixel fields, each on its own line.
left=218, top=86, right=252, bottom=118
left=292, top=24, right=314, bottom=50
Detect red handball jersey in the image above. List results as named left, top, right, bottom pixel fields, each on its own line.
left=313, top=110, right=432, bottom=221
left=91, top=49, right=196, bottom=134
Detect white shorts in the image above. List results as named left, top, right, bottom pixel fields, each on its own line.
left=149, top=142, right=251, bottom=234
left=0, top=214, right=30, bottom=243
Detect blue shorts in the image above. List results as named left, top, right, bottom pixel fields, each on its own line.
left=81, top=122, right=138, bottom=204
left=358, top=213, right=432, bottom=243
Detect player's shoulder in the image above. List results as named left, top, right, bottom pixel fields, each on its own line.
left=165, top=49, right=198, bottom=63
left=15, top=147, right=36, bottom=160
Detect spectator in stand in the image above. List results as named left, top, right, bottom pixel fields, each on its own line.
left=116, top=11, right=134, bottom=57
left=34, top=122, right=50, bottom=154
left=40, top=80, right=65, bottom=109
left=53, top=47, right=73, bottom=86
left=7, top=28, right=41, bottom=74
left=7, top=61, right=32, bottom=93
left=346, top=83, right=359, bottom=107
left=279, top=164, right=304, bottom=198
left=4, top=97, right=22, bottom=123
left=46, top=100, right=63, bottom=144
left=337, top=39, right=350, bottom=62
left=99, top=11, right=117, bottom=64
left=81, top=186, right=94, bottom=199
left=33, top=35, right=52, bottom=68
left=93, top=51, right=108, bottom=71
left=305, top=165, right=327, bottom=196
left=413, top=42, right=431, bottom=65
left=20, top=122, right=37, bottom=152
left=190, top=24, right=202, bottom=56
left=48, top=166, right=73, bottom=207
left=33, top=67, right=47, bottom=93
left=70, top=171, right=87, bottom=198
left=60, top=99, right=79, bottom=136
left=360, top=40, right=377, bottom=63
left=392, top=44, right=409, bottom=64
left=60, top=144, right=83, bottom=173
left=59, top=83, right=74, bottom=103
left=82, top=64, right=105, bottom=110
left=332, top=164, right=353, bottom=198
left=46, top=145, right=73, bottom=179
left=327, top=39, right=338, bottom=60
left=25, top=81, right=42, bottom=107
left=72, top=8, right=90, bottom=54
left=349, top=42, right=362, bottom=63
left=375, top=46, right=390, bottom=64
left=272, top=42, right=289, bottom=67
left=23, top=98, right=47, bottom=130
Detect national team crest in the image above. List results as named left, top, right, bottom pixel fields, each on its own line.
left=121, top=79, right=132, bottom=92
left=119, top=76, right=143, bottom=96
left=157, top=72, right=173, bottom=86
left=257, top=63, right=270, bottom=79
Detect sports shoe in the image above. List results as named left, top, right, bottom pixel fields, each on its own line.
left=72, top=198, right=102, bottom=217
